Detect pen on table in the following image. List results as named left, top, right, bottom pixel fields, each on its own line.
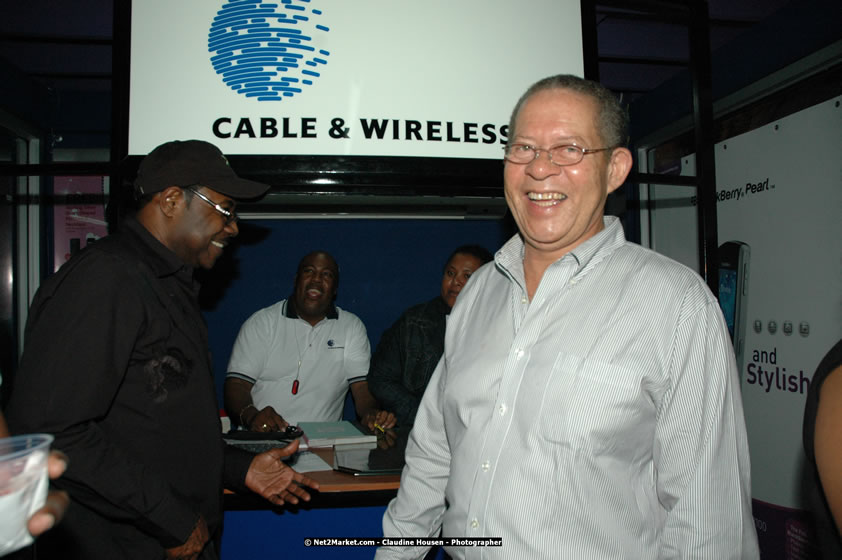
left=373, top=422, right=385, bottom=433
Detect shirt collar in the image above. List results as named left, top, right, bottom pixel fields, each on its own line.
left=284, top=296, right=339, bottom=321
left=495, top=216, right=626, bottom=281
left=566, top=216, right=626, bottom=274
left=123, top=216, right=194, bottom=281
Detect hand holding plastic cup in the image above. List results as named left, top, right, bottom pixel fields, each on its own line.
left=0, top=434, right=53, bottom=555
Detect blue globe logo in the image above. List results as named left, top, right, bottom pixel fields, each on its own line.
left=208, top=0, right=331, bottom=102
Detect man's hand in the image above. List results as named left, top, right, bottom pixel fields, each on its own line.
left=165, top=516, right=209, bottom=560
left=376, top=428, right=399, bottom=450
left=1, top=412, right=71, bottom=538
left=27, top=450, right=70, bottom=536
left=246, top=406, right=288, bottom=432
left=245, top=440, right=319, bottom=506
left=351, top=381, right=396, bottom=432
left=362, top=409, right=397, bottom=432
left=225, top=378, right=287, bottom=431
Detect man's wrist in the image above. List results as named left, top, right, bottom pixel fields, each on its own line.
left=239, top=403, right=257, bottom=427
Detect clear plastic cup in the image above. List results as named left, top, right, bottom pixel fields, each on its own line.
left=0, top=434, right=53, bottom=555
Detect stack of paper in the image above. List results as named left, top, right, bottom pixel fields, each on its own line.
left=298, top=421, right=376, bottom=448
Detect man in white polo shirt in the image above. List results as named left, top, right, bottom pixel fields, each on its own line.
left=224, top=250, right=395, bottom=432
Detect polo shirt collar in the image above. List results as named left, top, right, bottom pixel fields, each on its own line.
left=284, top=296, right=339, bottom=321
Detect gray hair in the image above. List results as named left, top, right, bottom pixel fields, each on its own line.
left=507, top=74, right=629, bottom=149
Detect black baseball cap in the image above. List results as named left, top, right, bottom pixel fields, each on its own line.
left=134, top=140, right=269, bottom=200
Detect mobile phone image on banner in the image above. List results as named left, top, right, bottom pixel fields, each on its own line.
left=718, top=241, right=750, bottom=379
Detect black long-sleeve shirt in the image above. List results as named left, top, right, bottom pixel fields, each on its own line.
left=367, top=296, right=449, bottom=427
left=7, top=217, right=252, bottom=559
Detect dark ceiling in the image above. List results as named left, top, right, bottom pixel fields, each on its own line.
left=0, top=0, right=800, bottom=150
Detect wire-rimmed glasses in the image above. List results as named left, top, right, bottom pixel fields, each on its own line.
left=186, top=187, right=238, bottom=225
left=503, top=143, right=614, bottom=166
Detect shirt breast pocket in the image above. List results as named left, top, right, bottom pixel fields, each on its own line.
left=539, top=355, right=653, bottom=457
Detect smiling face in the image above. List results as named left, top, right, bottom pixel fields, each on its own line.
left=440, top=252, right=484, bottom=309
left=504, top=88, right=631, bottom=266
left=167, top=186, right=239, bottom=270
left=293, top=252, right=338, bottom=326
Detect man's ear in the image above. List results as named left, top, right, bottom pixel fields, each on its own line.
left=157, top=186, right=184, bottom=218
left=606, top=147, right=633, bottom=195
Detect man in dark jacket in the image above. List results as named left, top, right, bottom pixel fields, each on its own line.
left=6, top=140, right=318, bottom=559
left=368, top=245, right=492, bottom=428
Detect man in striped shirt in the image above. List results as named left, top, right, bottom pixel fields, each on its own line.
left=376, top=75, right=758, bottom=559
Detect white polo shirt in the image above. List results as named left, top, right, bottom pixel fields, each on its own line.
left=226, top=299, right=370, bottom=424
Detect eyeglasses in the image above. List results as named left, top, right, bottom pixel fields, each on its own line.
left=186, top=187, right=238, bottom=225
left=503, top=143, right=614, bottom=166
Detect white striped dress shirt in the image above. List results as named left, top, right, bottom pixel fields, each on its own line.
left=377, top=217, right=758, bottom=560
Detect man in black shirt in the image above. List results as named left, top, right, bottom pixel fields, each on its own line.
left=368, top=245, right=492, bottom=428
left=6, top=140, right=318, bottom=559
